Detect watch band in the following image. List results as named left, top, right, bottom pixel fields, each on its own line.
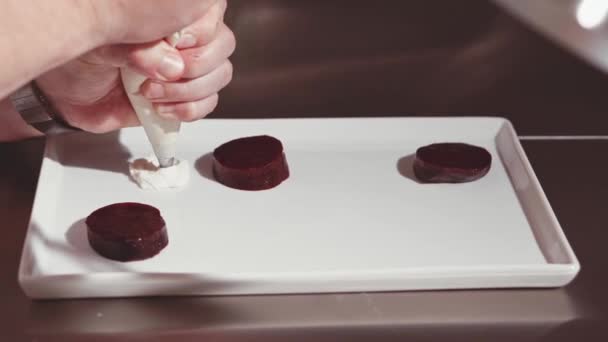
left=9, top=82, right=80, bottom=135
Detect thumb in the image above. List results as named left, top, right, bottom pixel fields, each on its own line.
left=91, top=41, right=185, bottom=82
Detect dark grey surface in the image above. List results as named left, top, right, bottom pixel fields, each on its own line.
left=1, top=139, right=608, bottom=341
left=3, top=1, right=608, bottom=340
left=214, top=0, right=608, bottom=136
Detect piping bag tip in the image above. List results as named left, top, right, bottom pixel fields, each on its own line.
left=158, top=157, right=178, bottom=168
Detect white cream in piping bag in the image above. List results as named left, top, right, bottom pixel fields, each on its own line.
left=122, top=32, right=190, bottom=190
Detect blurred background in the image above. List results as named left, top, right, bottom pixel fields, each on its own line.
left=214, top=0, right=608, bottom=136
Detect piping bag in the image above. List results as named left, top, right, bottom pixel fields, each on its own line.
left=120, top=32, right=183, bottom=168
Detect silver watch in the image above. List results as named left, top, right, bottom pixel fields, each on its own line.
left=10, top=82, right=80, bottom=135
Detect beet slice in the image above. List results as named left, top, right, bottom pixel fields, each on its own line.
left=413, top=143, right=492, bottom=183
left=86, top=202, right=168, bottom=262
left=212, top=135, right=290, bottom=191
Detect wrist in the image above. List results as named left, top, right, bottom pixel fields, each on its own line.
left=34, top=75, right=87, bottom=132
left=8, top=82, right=81, bottom=139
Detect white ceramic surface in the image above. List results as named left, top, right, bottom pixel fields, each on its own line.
left=18, top=117, right=580, bottom=299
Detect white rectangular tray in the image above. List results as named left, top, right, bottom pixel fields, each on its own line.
left=19, top=117, right=579, bottom=299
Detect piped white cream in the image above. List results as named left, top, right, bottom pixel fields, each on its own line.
left=129, top=156, right=190, bottom=190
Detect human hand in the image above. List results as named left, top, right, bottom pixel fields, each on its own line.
left=35, top=0, right=234, bottom=133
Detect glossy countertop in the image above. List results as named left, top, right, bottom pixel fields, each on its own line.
left=2, top=139, right=607, bottom=341
left=2, top=0, right=608, bottom=340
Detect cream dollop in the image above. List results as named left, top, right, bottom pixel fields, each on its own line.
left=129, top=156, right=190, bottom=190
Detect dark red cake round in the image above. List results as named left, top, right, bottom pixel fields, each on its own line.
left=413, top=143, right=492, bottom=183
left=213, top=135, right=290, bottom=191
left=86, top=202, right=168, bottom=262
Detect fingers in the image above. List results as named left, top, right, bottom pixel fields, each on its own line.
left=139, top=23, right=235, bottom=101
left=88, top=41, right=185, bottom=82
left=86, top=21, right=234, bottom=82
left=180, top=23, right=236, bottom=79
left=100, top=0, right=219, bottom=44
left=156, top=94, right=220, bottom=122
left=137, top=23, right=235, bottom=122
left=127, top=42, right=184, bottom=81
left=141, top=60, right=232, bottom=103
left=176, top=0, right=228, bottom=49
left=80, top=0, right=233, bottom=128
left=86, top=0, right=230, bottom=80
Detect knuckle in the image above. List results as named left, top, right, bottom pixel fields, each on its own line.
left=199, top=21, right=217, bottom=44
left=212, top=92, right=220, bottom=102
left=220, top=0, right=228, bottom=15
left=186, top=49, right=210, bottom=76
left=187, top=51, right=205, bottom=66
left=224, top=24, right=236, bottom=41
left=184, top=55, right=213, bottom=79
left=208, top=94, right=220, bottom=111
left=200, top=95, right=220, bottom=119
left=167, top=82, right=189, bottom=100
left=220, top=59, right=233, bottom=73
left=226, top=28, right=237, bottom=55
left=207, top=94, right=220, bottom=110
left=182, top=95, right=219, bottom=122
left=179, top=102, right=199, bottom=122
left=222, top=61, right=234, bottom=84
